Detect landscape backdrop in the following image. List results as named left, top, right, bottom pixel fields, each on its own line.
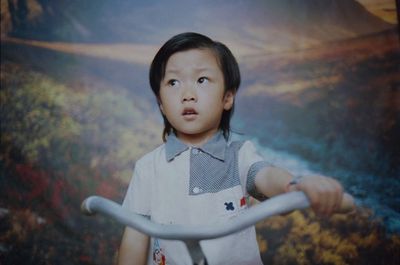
left=1, top=0, right=399, bottom=264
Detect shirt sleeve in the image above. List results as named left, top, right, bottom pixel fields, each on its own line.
left=238, top=140, right=271, bottom=201
left=122, top=158, right=151, bottom=216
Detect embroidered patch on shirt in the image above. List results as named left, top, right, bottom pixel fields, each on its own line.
left=240, top=196, right=247, bottom=207
left=224, top=201, right=235, bottom=211
left=153, top=239, right=166, bottom=265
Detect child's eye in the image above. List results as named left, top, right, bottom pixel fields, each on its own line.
left=167, top=79, right=179, bottom=86
left=198, top=77, right=209, bottom=84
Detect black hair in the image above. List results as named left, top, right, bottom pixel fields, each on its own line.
left=149, top=32, right=241, bottom=141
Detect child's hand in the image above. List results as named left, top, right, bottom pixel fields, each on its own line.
left=289, top=175, right=344, bottom=216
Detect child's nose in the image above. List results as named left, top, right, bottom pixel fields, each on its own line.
left=181, top=86, right=197, bottom=103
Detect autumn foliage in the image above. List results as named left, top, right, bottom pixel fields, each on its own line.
left=256, top=209, right=400, bottom=265
left=1, top=61, right=158, bottom=264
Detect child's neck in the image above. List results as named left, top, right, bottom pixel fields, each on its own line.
left=176, top=129, right=219, bottom=147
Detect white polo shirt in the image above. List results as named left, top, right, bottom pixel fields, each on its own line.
left=123, top=132, right=270, bottom=265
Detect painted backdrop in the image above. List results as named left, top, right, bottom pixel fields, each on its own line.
left=1, top=0, right=399, bottom=264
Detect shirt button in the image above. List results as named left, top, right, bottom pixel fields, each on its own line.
left=193, top=187, right=202, bottom=194
left=192, top=148, right=200, bottom=155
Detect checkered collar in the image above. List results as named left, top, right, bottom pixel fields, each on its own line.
left=165, top=131, right=227, bottom=162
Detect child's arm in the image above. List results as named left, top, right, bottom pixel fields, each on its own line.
left=117, top=227, right=149, bottom=265
left=254, top=166, right=345, bottom=216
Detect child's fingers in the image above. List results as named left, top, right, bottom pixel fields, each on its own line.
left=325, top=178, right=343, bottom=216
left=317, top=177, right=341, bottom=215
left=296, top=176, right=323, bottom=213
left=325, top=183, right=341, bottom=215
left=331, top=178, right=344, bottom=212
left=314, top=178, right=334, bottom=215
left=298, top=176, right=343, bottom=216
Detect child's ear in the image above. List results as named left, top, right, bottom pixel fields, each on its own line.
left=223, top=91, right=235, bottom=110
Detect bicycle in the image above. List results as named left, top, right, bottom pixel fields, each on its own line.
left=81, top=191, right=354, bottom=264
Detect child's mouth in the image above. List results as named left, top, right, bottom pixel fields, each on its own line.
left=182, top=108, right=198, bottom=118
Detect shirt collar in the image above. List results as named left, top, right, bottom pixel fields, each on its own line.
left=165, top=134, right=188, bottom=161
left=165, top=131, right=227, bottom=162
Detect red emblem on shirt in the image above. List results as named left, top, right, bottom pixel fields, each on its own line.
left=240, top=197, right=246, bottom=207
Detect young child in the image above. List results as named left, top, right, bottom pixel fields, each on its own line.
left=118, top=32, right=346, bottom=265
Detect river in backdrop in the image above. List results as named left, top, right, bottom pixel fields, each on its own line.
left=232, top=130, right=400, bottom=234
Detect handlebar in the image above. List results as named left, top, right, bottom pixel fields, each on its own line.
left=81, top=191, right=354, bottom=241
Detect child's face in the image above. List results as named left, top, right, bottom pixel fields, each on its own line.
left=159, top=48, right=234, bottom=144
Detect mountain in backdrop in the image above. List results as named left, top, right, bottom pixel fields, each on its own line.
left=1, top=0, right=395, bottom=48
